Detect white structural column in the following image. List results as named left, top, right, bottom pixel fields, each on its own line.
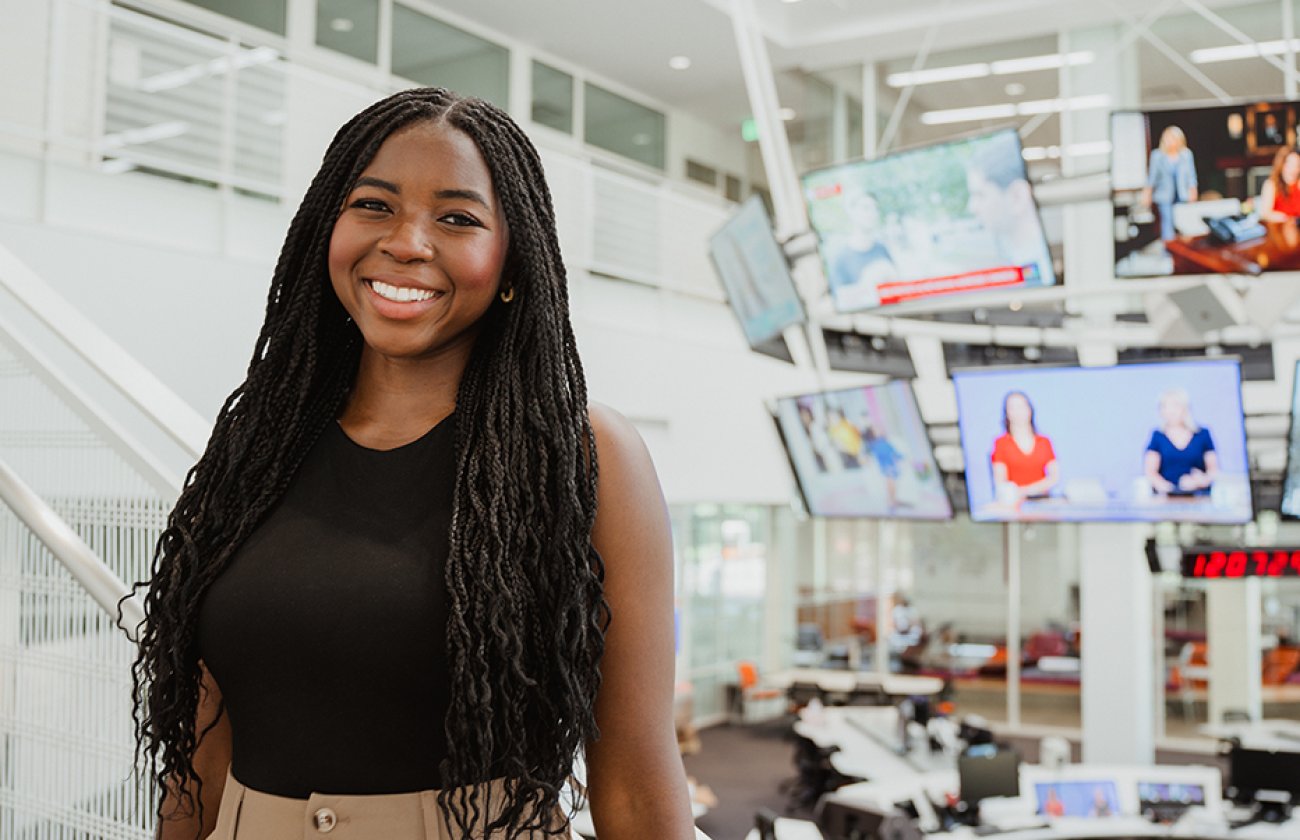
left=1079, top=523, right=1154, bottom=764
left=1058, top=25, right=1140, bottom=365
left=728, top=0, right=807, bottom=238
left=875, top=520, right=893, bottom=676
left=1005, top=523, right=1022, bottom=728
left=1206, top=580, right=1263, bottom=723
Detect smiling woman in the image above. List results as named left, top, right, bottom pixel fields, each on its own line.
left=130, top=88, right=696, bottom=840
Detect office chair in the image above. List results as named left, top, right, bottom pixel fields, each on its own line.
left=753, top=807, right=779, bottom=840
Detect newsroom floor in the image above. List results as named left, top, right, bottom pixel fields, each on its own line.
left=681, top=715, right=1225, bottom=840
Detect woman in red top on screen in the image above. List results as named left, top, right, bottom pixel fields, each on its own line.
left=991, top=391, right=1060, bottom=501
left=1259, top=147, right=1300, bottom=221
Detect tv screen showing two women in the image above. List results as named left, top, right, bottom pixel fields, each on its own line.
left=953, top=360, right=1252, bottom=523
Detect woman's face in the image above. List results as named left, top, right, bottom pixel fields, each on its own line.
left=1283, top=152, right=1300, bottom=185
left=845, top=192, right=881, bottom=232
left=1005, top=393, right=1032, bottom=428
left=1160, top=396, right=1187, bottom=428
left=328, top=120, right=509, bottom=362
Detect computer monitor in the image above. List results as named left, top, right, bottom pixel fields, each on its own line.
left=960, top=750, right=1021, bottom=809
left=1033, top=780, right=1121, bottom=818
left=815, top=798, right=887, bottom=840
left=1228, top=746, right=1300, bottom=804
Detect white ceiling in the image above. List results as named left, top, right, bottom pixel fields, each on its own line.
left=421, top=0, right=1296, bottom=150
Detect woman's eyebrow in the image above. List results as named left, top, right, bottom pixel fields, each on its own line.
left=353, top=175, right=399, bottom=194
left=435, top=188, right=491, bottom=209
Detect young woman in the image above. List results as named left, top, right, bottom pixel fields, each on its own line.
left=1141, top=125, right=1198, bottom=242
left=990, top=391, right=1059, bottom=501
left=131, top=88, right=695, bottom=840
left=1258, top=146, right=1300, bottom=222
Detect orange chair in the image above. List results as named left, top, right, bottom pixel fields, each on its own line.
left=735, top=660, right=784, bottom=723
left=1263, top=647, right=1300, bottom=686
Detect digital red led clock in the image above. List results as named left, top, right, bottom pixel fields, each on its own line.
left=1180, top=547, right=1300, bottom=579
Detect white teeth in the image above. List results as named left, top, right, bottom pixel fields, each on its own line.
left=370, top=280, right=438, bottom=303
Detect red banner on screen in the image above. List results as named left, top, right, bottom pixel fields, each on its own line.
left=876, top=266, right=1026, bottom=305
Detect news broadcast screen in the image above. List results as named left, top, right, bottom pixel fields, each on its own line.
left=953, top=359, right=1252, bottom=523
left=1034, top=781, right=1121, bottom=819
left=802, top=128, right=1056, bottom=310
left=708, top=196, right=805, bottom=347
left=1112, top=102, right=1300, bottom=278
left=1281, top=361, right=1300, bottom=517
left=774, top=380, right=952, bottom=519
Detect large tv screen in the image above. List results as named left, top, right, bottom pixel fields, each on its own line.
left=953, top=359, right=1251, bottom=523
left=708, top=195, right=805, bottom=347
left=802, top=128, right=1056, bottom=311
left=1281, top=361, right=1300, bottom=518
left=1112, top=102, right=1300, bottom=278
left=774, top=381, right=952, bottom=519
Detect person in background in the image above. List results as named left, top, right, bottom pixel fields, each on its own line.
left=826, top=406, right=866, bottom=469
left=965, top=131, right=1055, bottom=285
left=991, top=391, right=1060, bottom=501
left=832, top=186, right=899, bottom=295
left=1145, top=388, right=1217, bottom=496
left=1258, top=146, right=1300, bottom=222
left=1141, top=125, right=1199, bottom=242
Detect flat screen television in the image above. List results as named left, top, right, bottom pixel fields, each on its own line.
left=708, top=195, right=806, bottom=347
left=802, top=128, right=1056, bottom=311
left=1111, top=101, right=1300, bottom=278
left=953, top=359, right=1252, bottom=523
left=1281, top=361, right=1300, bottom=518
left=1033, top=780, right=1121, bottom=819
left=774, top=380, right=952, bottom=519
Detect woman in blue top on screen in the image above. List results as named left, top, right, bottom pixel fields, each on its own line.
left=863, top=424, right=906, bottom=509
left=832, top=186, right=899, bottom=295
left=1144, top=387, right=1218, bottom=496
left=1141, top=126, right=1199, bottom=242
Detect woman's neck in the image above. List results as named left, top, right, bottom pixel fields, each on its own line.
left=338, top=342, right=471, bottom=447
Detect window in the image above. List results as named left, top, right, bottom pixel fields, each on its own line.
left=584, top=82, right=665, bottom=170
left=724, top=173, right=743, bottom=202
left=685, top=158, right=718, bottom=187
left=391, top=5, right=509, bottom=107
left=180, top=0, right=286, bottom=35
left=315, top=0, right=378, bottom=65
left=531, top=61, right=574, bottom=133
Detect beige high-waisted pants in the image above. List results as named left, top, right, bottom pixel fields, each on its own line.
left=208, top=770, right=578, bottom=840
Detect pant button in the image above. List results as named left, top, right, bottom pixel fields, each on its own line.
left=313, top=807, right=338, bottom=833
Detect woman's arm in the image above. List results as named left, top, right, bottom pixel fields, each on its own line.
left=1259, top=181, right=1287, bottom=223
left=1181, top=450, right=1219, bottom=491
left=1018, top=460, right=1060, bottom=498
left=1144, top=449, right=1175, bottom=494
left=157, top=662, right=232, bottom=840
left=584, top=403, right=695, bottom=840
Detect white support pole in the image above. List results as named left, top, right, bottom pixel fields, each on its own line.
left=1005, top=522, right=1022, bottom=729
left=862, top=61, right=878, bottom=160
left=1206, top=579, right=1263, bottom=723
left=1153, top=574, right=1167, bottom=740
left=875, top=519, right=892, bottom=676
left=1285, top=0, right=1298, bottom=99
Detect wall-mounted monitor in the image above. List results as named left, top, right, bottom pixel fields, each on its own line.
left=802, top=128, right=1056, bottom=311
left=1282, top=361, right=1300, bottom=518
left=708, top=195, right=806, bottom=348
left=953, top=359, right=1252, bottom=523
left=1032, top=780, right=1121, bottom=819
left=1112, top=102, right=1300, bottom=278
left=774, top=380, right=952, bottom=519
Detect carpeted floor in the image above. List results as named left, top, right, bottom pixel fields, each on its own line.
left=681, top=717, right=1227, bottom=840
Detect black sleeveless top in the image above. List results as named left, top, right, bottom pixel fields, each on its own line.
left=197, top=414, right=456, bottom=798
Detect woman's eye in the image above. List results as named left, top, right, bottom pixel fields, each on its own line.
left=442, top=213, right=482, bottom=228
left=349, top=198, right=389, bottom=213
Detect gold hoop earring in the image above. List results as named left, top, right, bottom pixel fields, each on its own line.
left=499, top=287, right=515, bottom=303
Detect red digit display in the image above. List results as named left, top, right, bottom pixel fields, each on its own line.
left=1178, top=546, right=1300, bottom=579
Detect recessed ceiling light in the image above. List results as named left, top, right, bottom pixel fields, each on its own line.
left=778, top=107, right=797, bottom=121
left=1004, top=82, right=1026, bottom=97
left=668, top=55, right=691, bottom=70
left=330, top=17, right=354, bottom=33
left=782, top=0, right=805, bottom=4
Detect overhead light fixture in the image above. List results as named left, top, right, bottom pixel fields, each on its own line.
left=329, top=17, right=354, bottom=33
left=778, top=107, right=797, bottom=121
left=1191, top=38, right=1299, bottom=64
left=1021, top=140, right=1112, bottom=160
left=887, top=62, right=989, bottom=88
left=100, top=158, right=137, bottom=175
left=924, top=94, right=1110, bottom=125
left=781, top=0, right=805, bottom=4
left=668, top=55, right=691, bottom=70
left=990, top=50, right=1094, bottom=75
left=886, top=51, right=1095, bottom=88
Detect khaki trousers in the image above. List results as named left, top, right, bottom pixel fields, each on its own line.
left=209, top=770, right=578, bottom=840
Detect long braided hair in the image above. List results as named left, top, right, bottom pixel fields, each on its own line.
left=130, top=88, right=608, bottom=838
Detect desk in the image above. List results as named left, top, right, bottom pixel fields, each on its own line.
left=1165, top=220, right=1300, bottom=276
left=767, top=668, right=945, bottom=698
